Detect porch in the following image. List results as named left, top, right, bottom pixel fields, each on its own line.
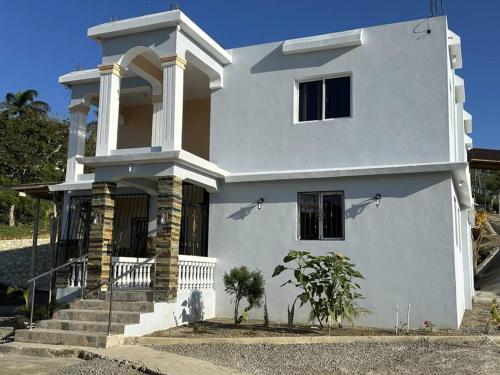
left=56, top=180, right=214, bottom=293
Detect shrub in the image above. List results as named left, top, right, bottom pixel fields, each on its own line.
left=273, top=250, right=365, bottom=330
left=475, top=211, right=488, bottom=229
left=223, top=266, right=265, bottom=324
left=491, top=298, right=500, bottom=326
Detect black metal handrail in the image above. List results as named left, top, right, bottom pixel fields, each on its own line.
left=85, top=253, right=160, bottom=335
left=27, top=253, right=88, bottom=331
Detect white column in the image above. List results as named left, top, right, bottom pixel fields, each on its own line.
left=96, top=64, right=124, bottom=156
left=66, top=103, right=89, bottom=182
left=160, top=55, right=186, bottom=151
left=150, top=94, right=164, bottom=148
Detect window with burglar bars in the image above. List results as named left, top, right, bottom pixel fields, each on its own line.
left=298, top=192, right=344, bottom=240
left=180, top=183, right=209, bottom=257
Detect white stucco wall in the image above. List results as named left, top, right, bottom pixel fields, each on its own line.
left=209, top=172, right=463, bottom=328
left=210, top=17, right=450, bottom=173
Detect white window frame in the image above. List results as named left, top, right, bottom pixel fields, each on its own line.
left=294, top=73, right=353, bottom=124
left=297, top=191, right=345, bottom=241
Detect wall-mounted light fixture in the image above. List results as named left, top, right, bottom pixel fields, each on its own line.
left=256, top=197, right=264, bottom=210
left=373, top=193, right=382, bottom=207
left=158, top=211, right=169, bottom=225
left=92, top=209, right=103, bottom=225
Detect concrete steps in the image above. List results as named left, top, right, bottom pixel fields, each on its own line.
left=14, top=328, right=117, bottom=348
left=99, top=290, right=153, bottom=302
left=460, top=298, right=497, bottom=334
left=38, top=319, right=126, bottom=334
left=14, top=290, right=153, bottom=348
left=54, top=309, right=141, bottom=324
left=70, top=299, right=154, bottom=312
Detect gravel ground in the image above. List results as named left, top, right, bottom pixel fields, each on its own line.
left=48, top=358, right=148, bottom=375
left=152, top=341, right=500, bottom=375
left=147, top=318, right=465, bottom=338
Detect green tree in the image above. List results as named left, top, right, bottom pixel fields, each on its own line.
left=0, top=112, right=68, bottom=225
left=223, top=266, right=265, bottom=324
left=0, top=89, right=50, bottom=119
left=273, top=250, right=365, bottom=331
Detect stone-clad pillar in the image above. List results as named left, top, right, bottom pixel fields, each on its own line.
left=86, top=182, right=116, bottom=293
left=155, top=176, right=183, bottom=302
left=160, top=55, right=186, bottom=151
left=96, top=63, right=124, bottom=156
left=66, top=102, right=89, bottom=182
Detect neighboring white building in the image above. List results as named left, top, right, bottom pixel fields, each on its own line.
left=49, top=10, right=473, bottom=333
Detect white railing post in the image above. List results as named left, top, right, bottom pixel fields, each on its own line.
left=101, top=255, right=216, bottom=292
left=177, top=255, right=217, bottom=293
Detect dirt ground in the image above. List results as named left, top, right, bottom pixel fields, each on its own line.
left=146, top=318, right=491, bottom=338
left=152, top=340, right=500, bottom=375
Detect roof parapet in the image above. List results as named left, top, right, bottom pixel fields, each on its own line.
left=87, top=10, right=232, bottom=65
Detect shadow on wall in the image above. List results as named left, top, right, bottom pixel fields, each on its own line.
left=180, top=290, right=205, bottom=323
left=345, top=199, right=373, bottom=220
left=250, top=44, right=356, bottom=74
left=227, top=203, right=257, bottom=220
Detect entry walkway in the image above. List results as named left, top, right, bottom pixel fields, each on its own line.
left=0, top=353, right=80, bottom=375
left=87, top=344, right=247, bottom=375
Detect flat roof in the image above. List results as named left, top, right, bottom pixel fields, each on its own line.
left=87, top=10, right=232, bottom=65
left=1, top=183, right=60, bottom=200
left=468, top=148, right=500, bottom=170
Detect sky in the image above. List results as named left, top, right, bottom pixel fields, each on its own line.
left=0, top=0, right=498, bottom=149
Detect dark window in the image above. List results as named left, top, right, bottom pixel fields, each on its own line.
left=299, top=192, right=344, bottom=240
left=298, top=76, right=351, bottom=122
left=298, top=80, right=322, bottom=121
left=325, top=76, right=351, bottom=118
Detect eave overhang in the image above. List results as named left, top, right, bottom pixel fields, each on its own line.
left=448, top=30, right=463, bottom=69
left=463, top=110, right=472, bottom=134
left=454, top=75, right=465, bottom=103
left=225, top=162, right=468, bottom=183
left=58, top=68, right=138, bottom=86
left=76, top=150, right=228, bottom=179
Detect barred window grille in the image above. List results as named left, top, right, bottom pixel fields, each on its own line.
left=298, top=192, right=344, bottom=240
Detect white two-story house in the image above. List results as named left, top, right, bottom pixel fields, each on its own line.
left=16, top=10, right=474, bottom=347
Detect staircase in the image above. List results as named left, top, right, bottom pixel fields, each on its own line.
left=14, top=291, right=153, bottom=348
left=460, top=291, right=498, bottom=334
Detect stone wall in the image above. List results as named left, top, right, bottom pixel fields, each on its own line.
left=0, top=238, right=52, bottom=290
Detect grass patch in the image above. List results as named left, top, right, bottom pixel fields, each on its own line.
left=0, top=224, right=49, bottom=240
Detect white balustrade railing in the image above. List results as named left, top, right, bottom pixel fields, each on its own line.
left=66, top=255, right=217, bottom=291
left=68, top=260, right=86, bottom=287
left=178, top=255, right=217, bottom=291
left=111, top=256, right=154, bottom=289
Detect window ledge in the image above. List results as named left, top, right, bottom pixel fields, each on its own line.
left=293, top=117, right=353, bottom=126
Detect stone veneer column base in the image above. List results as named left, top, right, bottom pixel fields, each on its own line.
left=155, top=176, right=182, bottom=302
left=86, top=182, right=116, bottom=295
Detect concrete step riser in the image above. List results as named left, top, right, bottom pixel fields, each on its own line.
left=38, top=320, right=125, bottom=334
left=15, top=330, right=108, bottom=348
left=98, top=291, right=153, bottom=302
left=53, top=310, right=140, bottom=324
left=70, top=300, right=154, bottom=312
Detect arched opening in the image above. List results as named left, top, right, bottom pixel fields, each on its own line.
left=116, top=47, right=163, bottom=150
left=182, top=62, right=211, bottom=159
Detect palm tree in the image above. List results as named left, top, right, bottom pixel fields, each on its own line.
left=0, top=89, right=50, bottom=118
